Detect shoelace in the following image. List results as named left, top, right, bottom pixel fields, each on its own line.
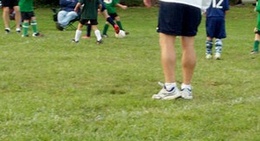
left=158, top=82, right=164, bottom=87
left=158, top=82, right=175, bottom=92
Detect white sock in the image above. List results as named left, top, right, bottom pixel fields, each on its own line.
left=94, top=29, right=102, bottom=41
left=75, top=30, right=82, bottom=41
left=181, top=83, right=192, bottom=90
left=165, top=82, right=177, bottom=91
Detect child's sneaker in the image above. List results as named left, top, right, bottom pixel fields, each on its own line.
left=72, top=39, right=79, bottom=43
left=96, top=40, right=103, bottom=45
left=32, top=32, right=44, bottom=37
left=102, top=34, right=108, bottom=38
left=215, top=52, right=221, bottom=60
left=21, top=34, right=29, bottom=37
left=5, top=28, right=10, bottom=34
left=181, top=88, right=193, bottom=100
left=206, top=53, right=212, bottom=59
left=251, top=50, right=258, bottom=54
left=16, top=28, right=21, bottom=33
left=152, top=82, right=181, bottom=100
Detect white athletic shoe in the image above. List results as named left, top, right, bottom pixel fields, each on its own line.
left=206, top=54, right=212, bottom=59
left=215, top=53, right=221, bottom=60
left=181, top=88, right=193, bottom=100
left=152, top=82, right=181, bottom=100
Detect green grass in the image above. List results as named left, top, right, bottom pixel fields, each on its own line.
left=0, top=4, right=260, bottom=141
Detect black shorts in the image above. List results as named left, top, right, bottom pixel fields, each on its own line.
left=157, top=2, right=201, bottom=36
left=2, top=0, right=19, bottom=8
left=80, top=19, right=98, bottom=25
left=108, top=13, right=118, bottom=20
left=21, top=12, right=35, bottom=20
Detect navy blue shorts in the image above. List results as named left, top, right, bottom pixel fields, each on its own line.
left=157, top=2, right=201, bottom=36
left=206, top=17, right=226, bottom=39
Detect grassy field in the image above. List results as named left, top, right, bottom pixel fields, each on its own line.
left=0, top=4, right=260, bottom=141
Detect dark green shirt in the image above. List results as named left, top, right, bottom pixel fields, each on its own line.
left=19, top=0, right=34, bottom=12
left=79, top=0, right=100, bottom=20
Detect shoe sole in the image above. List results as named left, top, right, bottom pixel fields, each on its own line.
left=215, top=56, right=221, bottom=60
left=181, top=95, right=193, bottom=100
left=152, top=93, right=181, bottom=100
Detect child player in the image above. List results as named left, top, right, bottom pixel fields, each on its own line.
left=205, top=0, right=229, bottom=59
left=251, top=0, right=260, bottom=54
left=102, top=0, right=128, bottom=37
left=19, top=0, right=43, bottom=37
left=82, top=0, right=120, bottom=39
left=72, top=0, right=102, bottom=44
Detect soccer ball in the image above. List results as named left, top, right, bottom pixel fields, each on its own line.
left=115, top=30, right=126, bottom=38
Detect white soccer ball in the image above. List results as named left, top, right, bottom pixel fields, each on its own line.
left=115, top=30, right=126, bottom=38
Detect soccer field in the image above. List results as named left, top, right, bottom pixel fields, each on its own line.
left=0, top=4, right=260, bottom=141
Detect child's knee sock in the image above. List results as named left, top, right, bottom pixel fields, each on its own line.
left=74, top=30, right=82, bottom=41
left=206, top=40, right=213, bottom=54
left=102, top=24, right=109, bottom=35
left=116, top=21, right=123, bottom=30
left=87, top=24, right=91, bottom=37
left=253, top=40, right=259, bottom=51
left=22, top=22, right=29, bottom=36
left=106, top=17, right=115, bottom=27
left=215, top=39, right=222, bottom=53
left=94, top=29, right=102, bottom=41
left=31, top=20, right=38, bottom=34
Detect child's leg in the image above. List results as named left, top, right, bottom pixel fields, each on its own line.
left=206, top=38, right=213, bottom=54
left=31, top=16, right=39, bottom=35
left=92, top=25, right=102, bottom=42
left=13, top=6, right=21, bottom=31
left=102, top=10, right=115, bottom=27
left=252, top=17, right=260, bottom=53
left=115, top=16, right=124, bottom=31
left=87, top=24, right=91, bottom=37
left=253, top=33, right=260, bottom=52
left=102, top=22, right=109, bottom=36
left=82, top=24, right=91, bottom=39
left=215, top=39, right=222, bottom=59
left=215, top=39, right=222, bottom=54
left=102, top=10, right=119, bottom=34
left=74, top=23, right=83, bottom=41
left=2, top=7, right=11, bottom=32
left=22, top=20, right=30, bottom=36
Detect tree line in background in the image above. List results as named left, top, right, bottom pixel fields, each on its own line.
left=34, top=0, right=243, bottom=7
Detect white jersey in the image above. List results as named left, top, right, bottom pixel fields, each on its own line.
left=160, top=0, right=212, bottom=11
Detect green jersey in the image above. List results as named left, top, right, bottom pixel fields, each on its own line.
left=79, top=0, right=100, bottom=20
left=19, top=0, right=34, bottom=12
left=103, top=0, right=119, bottom=14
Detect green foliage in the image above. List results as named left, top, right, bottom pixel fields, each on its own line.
left=0, top=4, right=260, bottom=140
